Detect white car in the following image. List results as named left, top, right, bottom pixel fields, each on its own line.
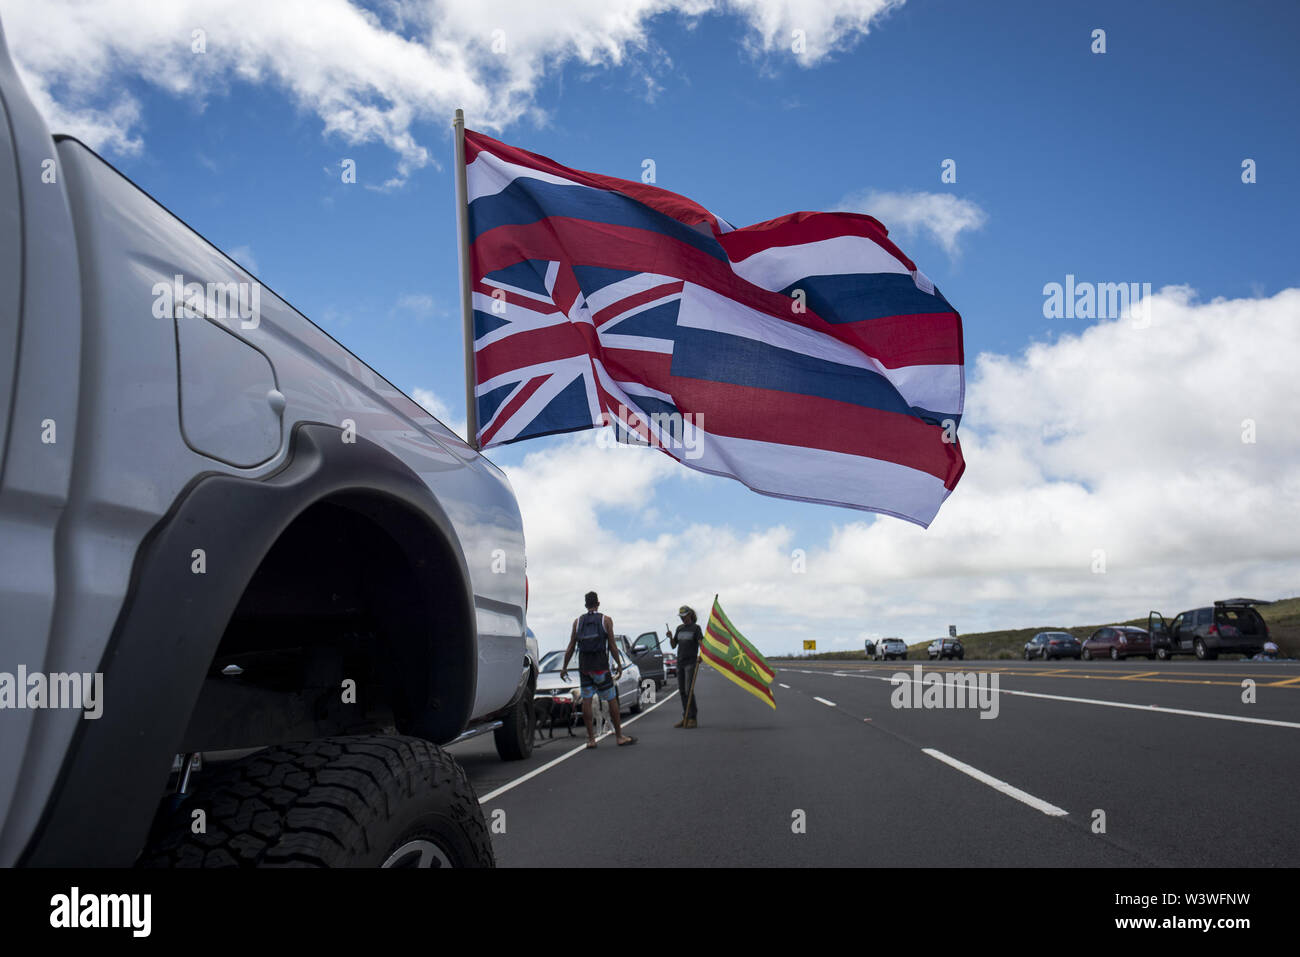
left=536, top=650, right=645, bottom=717
left=875, top=638, right=909, bottom=661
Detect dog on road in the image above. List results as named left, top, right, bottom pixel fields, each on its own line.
left=533, top=695, right=576, bottom=740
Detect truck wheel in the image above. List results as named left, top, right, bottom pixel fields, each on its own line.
left=139, top=736, right=494, bottom=867
left=1156, top=646, right=1170, bottom=660
left=494, top=694, right=535, bottom=761
left=1194, top=639, right=1216, bottom=661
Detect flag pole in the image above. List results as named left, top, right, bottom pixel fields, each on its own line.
left=682, top=594, right=715, bottom=722
left=452, top=108, right=479, bottom=450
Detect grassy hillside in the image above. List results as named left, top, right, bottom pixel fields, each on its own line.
left=775, top=597, right=1300, bottom=662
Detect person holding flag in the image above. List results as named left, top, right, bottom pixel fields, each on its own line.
left=667, top=606, right=703, bottom=728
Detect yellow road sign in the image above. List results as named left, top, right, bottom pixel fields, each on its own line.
left=803, top=640, right=816, bottom=650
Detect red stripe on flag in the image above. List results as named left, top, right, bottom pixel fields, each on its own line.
left=717, top=210, right=916, bottom=272
left=477, top=327, right=591, bottom=380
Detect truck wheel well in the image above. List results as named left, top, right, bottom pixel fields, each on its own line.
left=180, top=492, right=476, bottom=752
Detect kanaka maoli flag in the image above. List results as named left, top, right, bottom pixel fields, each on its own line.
left=464, top=129, right=965, bottom=527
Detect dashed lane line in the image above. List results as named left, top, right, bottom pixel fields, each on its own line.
left=923, top=748, right=1069, bottom=817
left=808, top=670, right=1300, bottom=730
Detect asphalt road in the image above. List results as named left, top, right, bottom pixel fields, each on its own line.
left=448, top=659, right=1300, bottom=867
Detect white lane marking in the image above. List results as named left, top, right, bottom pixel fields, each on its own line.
left=813, top=696, right=836, bottom=707
left=822, top=670, right=1300, bottom=730
left=778, top=683, right=790, bottom=689
left=923, top=748, right=1069, bottom=817
left=476, top=691, right=679, bottom=805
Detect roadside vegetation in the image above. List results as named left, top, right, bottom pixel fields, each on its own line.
left=774, top=597, right=1300, bottom=662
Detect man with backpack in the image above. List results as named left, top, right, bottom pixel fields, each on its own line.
left=561, top=591, right=637, bottom=749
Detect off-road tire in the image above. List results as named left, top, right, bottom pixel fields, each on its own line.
left=494, top=693, right=535, bottom=761
left=139, top=735, right=494, bottom=867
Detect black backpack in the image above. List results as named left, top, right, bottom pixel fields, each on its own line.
left=576, top=612, right=608, bottom=668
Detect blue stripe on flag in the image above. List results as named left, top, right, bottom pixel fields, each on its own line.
left=602, top=299, right=680, bottom=339
left=469, top=178, right=727, bottom=261
left=477, top=381, right=516, bottom=429
left=514, top=375, right=593, bottom=440
left=671, top=328, right=953, bottom=422
left=474, top=308, right=511, bottom=339
left=778, top=273, right=955, bottom=322
left=484, top=260, right=553, bottom=297
left=573, top=265, right=640, bottom=294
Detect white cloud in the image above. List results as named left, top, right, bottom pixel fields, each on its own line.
left=392, top=292, right=435, bottom=318
left=837, top=189, right=988, bottom=259
left=461, top=286, right=1300, bottom=653
left=1, top=0, right=903, bottom=185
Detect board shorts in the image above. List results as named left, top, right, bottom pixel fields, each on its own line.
left=579, top=668, right=618, bottom=701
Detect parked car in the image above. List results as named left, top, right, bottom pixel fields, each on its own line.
left=0, top=18, right=526, bottom=868
left=1023, top=631, right=1081, bottom=660
left=536, top=650, right=644, bottom=715
left=928, top=638, right=965, bottom=660
left=664, top=653, right=678, bottom=678
left=1082, top=626, right=1153, bottom=660
left=1148, top=599, right=1270, bottom=660
left=875, top=638, right=908, bottom=661
left=622, top=631, right=667, bottom=691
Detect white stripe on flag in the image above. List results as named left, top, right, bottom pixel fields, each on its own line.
left=467, top=149, right=587, bottom=203
left=685, top=427, right=950, bottom=527
left=729, top=234, right=910, bottom=290
left=583, top=272, right=680, bottom=315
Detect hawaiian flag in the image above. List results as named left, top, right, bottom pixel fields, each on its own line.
left=464, top=129, right=965, bottom=526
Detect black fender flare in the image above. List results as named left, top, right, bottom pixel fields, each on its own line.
left=21, top=423, right=477, bottom=866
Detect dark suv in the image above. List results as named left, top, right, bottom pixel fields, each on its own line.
left=927, top=638, right=964, bottom=660
left=1148, top=599, right=1270, bottom=660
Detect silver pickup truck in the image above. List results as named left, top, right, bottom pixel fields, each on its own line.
left=0, top=19, right=532, bottom=867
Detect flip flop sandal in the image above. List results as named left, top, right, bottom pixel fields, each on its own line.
left=617, top=736, right=638, bottom=747
left=585, top=740, right=598, bottom=749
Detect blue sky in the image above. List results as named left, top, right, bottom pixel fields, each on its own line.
left=7, top=0, right=1299, bottom=651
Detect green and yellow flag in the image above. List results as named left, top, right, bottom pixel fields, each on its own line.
left=699, top=597, right=776, bottom=709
